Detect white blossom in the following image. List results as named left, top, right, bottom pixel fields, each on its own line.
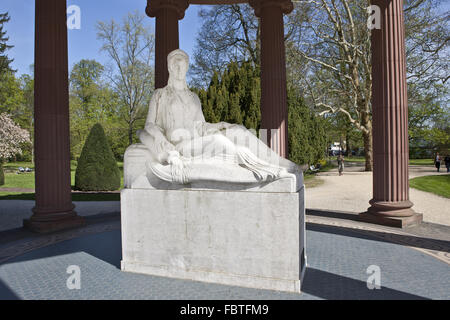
left=0, top=113, right=31, bottom=160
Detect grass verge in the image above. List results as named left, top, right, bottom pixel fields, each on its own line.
left=409, top=174, right=450, bottom=198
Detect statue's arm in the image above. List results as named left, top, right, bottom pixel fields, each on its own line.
left=139, top=89, right=177, bottom=163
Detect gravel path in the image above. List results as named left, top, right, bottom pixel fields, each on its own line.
left=306, top=165, right=450, bottom=226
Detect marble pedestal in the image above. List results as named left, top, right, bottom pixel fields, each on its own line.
left=120, top=187, right=306, bottom=293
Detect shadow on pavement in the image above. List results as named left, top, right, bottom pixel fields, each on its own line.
left=302, top=267, right=428, bottom=300
left=1, top=228, right=122, bottom=269
left=307, top=209, right=360, bottom=222
left=0, top=279, right=20, bottom=300
left=306, top=222, right=450, bottom=254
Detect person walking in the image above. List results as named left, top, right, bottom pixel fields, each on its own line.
left=337, top=153, right=344, bottom=176
left=444, top=155, right=450, bottom=173
left=435, top=153, right=441, bottom=172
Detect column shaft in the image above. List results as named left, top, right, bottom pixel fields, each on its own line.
left=146, top=0, right=188, bottom=89
left=259, top=5, right=289, bottom=157
left=154, top=8, right=179, bottom=89
left=361, top=0, right=422, bottom=227
left=24, top=0, right=84, bottom=233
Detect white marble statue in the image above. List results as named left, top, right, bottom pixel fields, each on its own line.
left=134, top=49, right=300, bottom=187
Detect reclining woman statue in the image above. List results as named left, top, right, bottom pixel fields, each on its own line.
left=138, top=49, right=300, bottom=185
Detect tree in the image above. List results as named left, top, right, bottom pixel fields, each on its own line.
left=195, top=61, right=261, bottom=132
left=75, top=123, right=121, bottom=191
left=0, top=70, right=34, bottom=162
left=288, top=0, right=374, bottom=170
left=190, top=4, right=260, bottom=87
left=0, top=71, right=24, bottom=116
left=288, top=0, right=449, bottom=170
left=0, top=113, right=30, bottom=159
left=288, top=88, right=327, bottom=165
left=19, top=72, right=34, bottom=162
left=190, top=3, right=302, bottom=87
left=69, top=59, right=121, bottom=159
left=0, top=12, right=14, bottom=75
left=96, top=12, right=155, bottom=147
left=404, top=0, right=450, bottom=156
left=195, top=61, right=326, bottom=165
left=0, top=113, right=31, bottom=184
left=192, top=1, right=448, bottom=169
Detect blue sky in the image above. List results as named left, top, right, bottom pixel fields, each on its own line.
left=0, top=0, right=204, bottom=76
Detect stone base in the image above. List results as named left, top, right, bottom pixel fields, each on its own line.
left=120, top=187, right=306, bottom=293
left=121, top=260, right=306, bottom=293
left=23, top=215, right=85, bottom=234
left=359, top=212, right=423, bottom=228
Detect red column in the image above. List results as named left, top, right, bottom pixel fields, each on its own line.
left=250, top=0, right=293, bottom=158
left=146, top=0, right=189, bottom=89
left=360, top=0, right=422, bottom=228
left=24, top=0, right=84, bottom=233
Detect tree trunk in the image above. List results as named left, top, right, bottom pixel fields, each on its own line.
left=0, top=159, right=4, bottom=186
left=346, top=129, right=351, bottom=158
left=363, top=129, right=373, bottom=171
left=128, top=125, right=133, bottom=146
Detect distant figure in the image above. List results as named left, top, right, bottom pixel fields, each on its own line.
left=435, top=153, right=441, bottom=172
left=444, top=155, right=450, bottom=173
left=337, top=153, right=344, bottom=176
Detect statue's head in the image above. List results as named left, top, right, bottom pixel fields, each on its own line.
left=167, top=49, right=189, bottom=82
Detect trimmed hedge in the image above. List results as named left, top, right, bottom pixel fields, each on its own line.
left=75, top=123, right=121, bottom=191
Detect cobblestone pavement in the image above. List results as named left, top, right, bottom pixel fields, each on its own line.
left=0, top=215, right=449, bottom=300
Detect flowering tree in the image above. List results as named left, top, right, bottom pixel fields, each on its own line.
left=0, top=113, right=31, bottom=160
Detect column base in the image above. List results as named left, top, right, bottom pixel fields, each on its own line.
left=24, top=214, right=85, bottom=234
left=359, top=212, right=423, bottom=228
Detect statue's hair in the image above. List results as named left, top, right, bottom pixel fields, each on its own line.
left=167, top=49, right=189, bottom=65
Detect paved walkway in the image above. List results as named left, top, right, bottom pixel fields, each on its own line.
left=0, top=201, right=120, bottom=232
left=0, top=164, right=448, bottom=299
left=307, top=165, right=450, bottom=226
left=0, top=214, right=449, bottom=300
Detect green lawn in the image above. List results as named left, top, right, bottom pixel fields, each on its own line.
left=410, top=175, right=450, bottom=198
left=0, top=161, right=124, bottom=201
left=343, top=157, right=433, bottom=165
left=409, top=159, right=434, bottom=166
left=0, top=171, right=36, bottom=190
left=344, top=156, right=366, bottom=163
left=1, top=171, right=124, bottom=190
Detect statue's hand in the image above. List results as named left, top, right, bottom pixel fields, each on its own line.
left=167, top=150, right=182, bottom=166
left=202, top=122, right=237, bottom=135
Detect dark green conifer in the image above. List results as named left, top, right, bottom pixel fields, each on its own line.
left=75, top=123, right=121, bottom=191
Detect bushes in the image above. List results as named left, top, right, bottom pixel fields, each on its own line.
left=75, top=123, right=121, bottom=191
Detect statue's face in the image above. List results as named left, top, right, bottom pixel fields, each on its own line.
left=168, top=55, right=188, bottom=81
